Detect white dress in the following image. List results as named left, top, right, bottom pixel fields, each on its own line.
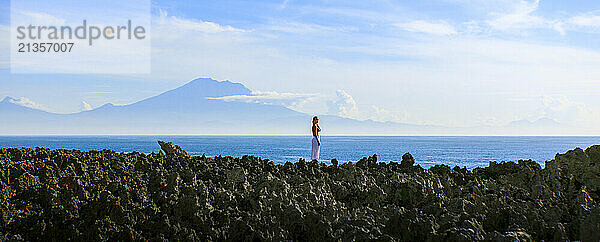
left=311, top=136, right=320, bottom=160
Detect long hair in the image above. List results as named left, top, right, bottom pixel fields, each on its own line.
left=312, top=116, right=318, bottom=124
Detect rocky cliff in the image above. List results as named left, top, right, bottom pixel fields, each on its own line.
left=1, top=142, right=599, bottom=241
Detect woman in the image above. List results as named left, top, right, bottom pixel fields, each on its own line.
left=311, top=116, right=321, bottom=161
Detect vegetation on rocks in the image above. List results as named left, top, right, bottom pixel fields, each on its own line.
left=1, top=141, right=599, bottom=241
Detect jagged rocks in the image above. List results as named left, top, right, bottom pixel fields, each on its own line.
left=546, top=146, right=600, bottom=196
left=0, top=144, right=599, bottom=241
left=401, top=152, right=415, bottom=167
left=157, top=141, right=189, bottom=157
left=330, top=158, right=338, bottom=167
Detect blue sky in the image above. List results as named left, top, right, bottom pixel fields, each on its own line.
left=1, top=0, right=600, bottom=133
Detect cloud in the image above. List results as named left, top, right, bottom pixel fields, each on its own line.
left=325, top=90, right=410, bottom=123
left=394, top=20, right=457, bottom=35
left=19, top=6, right=592, bottom=130
left=394, top=1, right=599, bottom=36
left=486, top=0, right=547, bottom=30
left=267, top=21, right=351, bottom=34
left=6, top=97, right=48, bottom=111
left=208, top=90, right=318, bottom=109
left=158, top=9, right=245, bottom=33
left=540, top=95, right=599, bottom=126
left=149, top=7, right=600, bottom=128
left=369, top=105, right=409, bottom=123
left=567, top=12, right=600, bottom=28
left=327, top=90, right=359, bottom=118
left=482, top=0, right=598, bottom=35
left=212, top=89, right=411, bottom=124
left=81, top=101, right=93, bottom=111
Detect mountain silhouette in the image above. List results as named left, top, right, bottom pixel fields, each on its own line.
left=0, top=78, right=388, bottom=134
left=0, top=78, right=569, bottom=135
left=507, top=118, right=561, bottom=128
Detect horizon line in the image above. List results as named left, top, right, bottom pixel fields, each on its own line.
left=1, top=134, right=599, bottom=137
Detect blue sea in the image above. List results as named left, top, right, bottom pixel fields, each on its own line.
left=0, top=136, right=598, bottom=169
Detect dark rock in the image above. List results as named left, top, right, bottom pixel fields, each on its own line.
left=0, top=144, right=598, bottom=241
left=401, top=152, right=415, bottom=167
left=430, top=164, right=451, bottom=176
left=157, top=141, right=189, bottom=157
left=331, top=159, right=338, bottom=167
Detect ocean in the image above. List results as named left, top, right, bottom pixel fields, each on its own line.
left=0, top=136, right=598, bottom=169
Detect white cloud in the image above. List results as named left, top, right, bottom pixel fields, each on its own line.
left=328, top=90, right=359, bottom=118
left=212, top=89, right=412, bottom=124
left=567, top=12, right=600, bottom=28
left=147, top=11, right=600, bottom=128
left=208, top=90, right=318, bottom=110
left=324, top=90, right=410, bottom=123
left=486, top=0, right=547, bottom=30
left=158, top=9, right=245, bottom=33
left=267, top=21, right=351, bottom=34
left=81, top=101, right=93, bottom=111
left=540, top=95, right=600, bottom=127
left=34, top=8, right=594, bottom=130
left=462, top=20, right=487, bottom=35
left=6, top=97, right=48, bottom=111
left=388, top=1, right=599, bottom=36
left=394, top=20, right=457, bottom=35
left=482, top=0, right=599, bottom=35
left=369, top=105, right=409, bottom=123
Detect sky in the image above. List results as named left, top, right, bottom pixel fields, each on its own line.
left=1, top=0, right=600, bottom=133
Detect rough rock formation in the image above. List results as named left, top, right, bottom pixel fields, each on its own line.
left=1, top=142, right=599, bottom=241
left=157, top=141, right=189, bottom=157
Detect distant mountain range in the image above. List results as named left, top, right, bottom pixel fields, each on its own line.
left=0, top=78, right=570, bottom=135
left=506, top=118, right=561, bottom=128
